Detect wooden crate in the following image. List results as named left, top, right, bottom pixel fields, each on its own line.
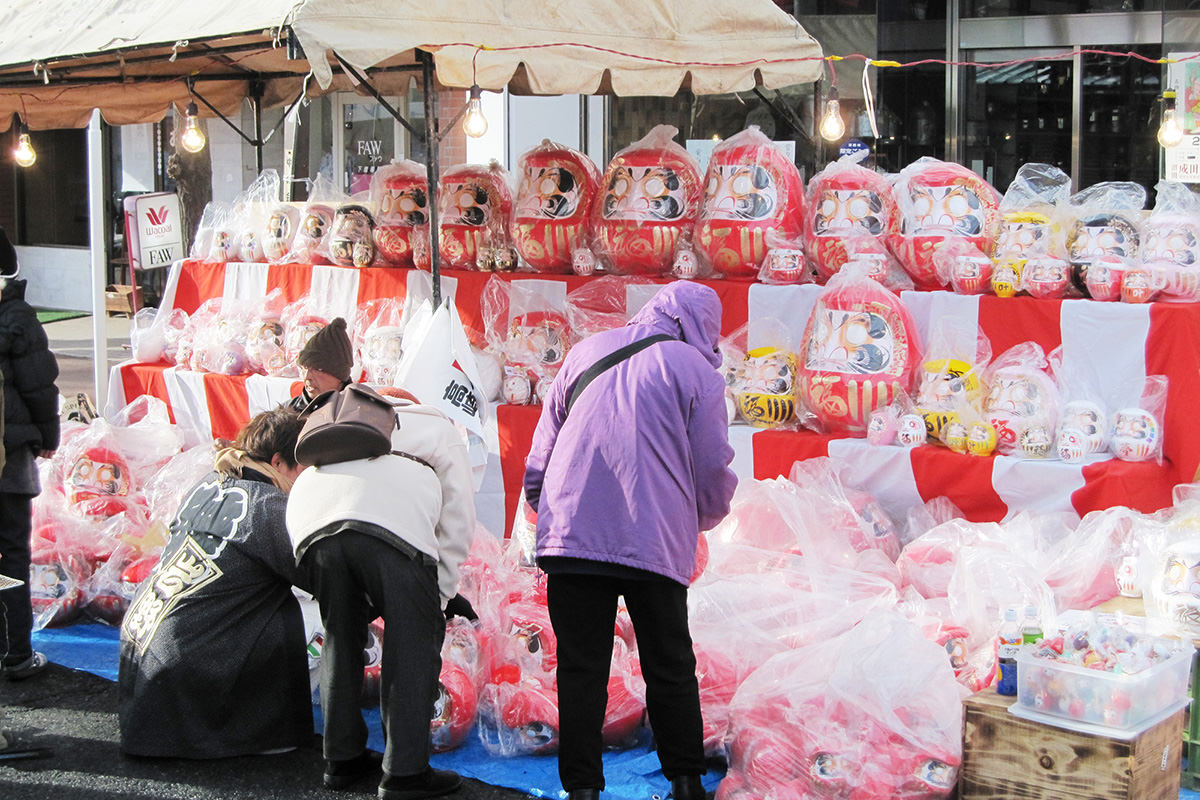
left=104, top=284, right=142, bottom=316
left=959, top=689, right=1182, bottom=800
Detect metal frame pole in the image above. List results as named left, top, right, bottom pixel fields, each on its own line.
left=421, top=50, right=442, bottom=307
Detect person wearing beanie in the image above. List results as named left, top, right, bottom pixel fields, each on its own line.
left=289, top=317, right=354, bottom=411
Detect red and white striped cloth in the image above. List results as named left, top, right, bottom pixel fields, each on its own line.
left=113, top=259, right=1200, bottom=535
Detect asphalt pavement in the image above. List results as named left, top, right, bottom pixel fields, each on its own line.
left=0, top=313, right=534, bottom=800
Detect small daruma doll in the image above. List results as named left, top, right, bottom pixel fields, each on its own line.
left=804, top=159, right=896, bottom=283
left=439, top=161, right=515, bottom=271
left=371, top=160, right=429, bottom=268
left=512, top=140, right=601, bottom=274
left=66, top=446, right=133, bottom=518
left=890, top=158, right=1001, bottom=290
left=593, top=125, right=703, bottom=276
left=262, top=203, right=300, bottom=262
left=734, top=346, right=798, bottom=429
left=1067, top=212, right=1140, bottom=295
left=695, top=127, right=805, bottom=280
left=328, top=205, right=376, bottom=268
left=983, top=362, right=1058, bottom=457
left=798, top=269, right=919, bottom=434
left=290, top=203, right=335, bottom=264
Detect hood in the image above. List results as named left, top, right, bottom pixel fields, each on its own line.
left=628, top=281, right=722, bottom=368
left=0, top=277, right=26, bottom=303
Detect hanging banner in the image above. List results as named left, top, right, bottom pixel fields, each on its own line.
left=123, top=192, right=184, bottom=271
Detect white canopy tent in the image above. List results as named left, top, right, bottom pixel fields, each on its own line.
left=0, top=0, right=824, bottom=401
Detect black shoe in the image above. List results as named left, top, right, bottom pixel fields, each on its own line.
left=324, top=749, right=383, bottom=790
left=378, top=767, right=462, bottom=800
left=567, top=790, right=601, bottom=800
left=669, top=775, right=709, bottom=800
left=4, top=652, right=48, bottom=681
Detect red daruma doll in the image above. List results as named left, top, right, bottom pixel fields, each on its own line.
left=695, top=126, right=805, bottom=280
left=593, top=124, right=703, bottom=276
left=890, top=158, right=1001, bottom=290
left=512, top=140, right=601, bottom=274
left=804, top=157, right=897, bottom=283
left=439, top=161, right=514, bottom=270
left=370, top=159, right=430, bottom=268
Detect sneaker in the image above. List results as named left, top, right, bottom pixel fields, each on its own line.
left=324, top=749, right=383, bottom=790
left=378, top=767, right=462, bottom=800
left=4, top=652, right=48, bottom=681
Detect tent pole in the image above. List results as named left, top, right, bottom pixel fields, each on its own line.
left=251, top=80, right=264, bottom=174
left=421, top=50, right=442, bottom=307
left=86, top=110, right=108, bottom=408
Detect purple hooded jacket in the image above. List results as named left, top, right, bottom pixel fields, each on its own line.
left=523, top=281, right=737, bottom=585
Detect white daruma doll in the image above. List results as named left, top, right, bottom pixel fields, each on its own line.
left=695, top=127, right=805, bottom=280
left=439, top=161, right=514, bottom=271
left=512, top=140, right=601, bottom=274
left=593, top=125, right=703, bottom=276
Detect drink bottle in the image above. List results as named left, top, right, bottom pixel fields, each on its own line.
left=1021, top=605, right=1043, bottom=646
left=996, top=607, right=1021, bottom=696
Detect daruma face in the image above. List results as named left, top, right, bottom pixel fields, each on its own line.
left=813, top=188, right=885, bottom=236
left=604, top=165, right=688, bottom=221
left=518, top=167, right=583, bottom=220
left=513, top=146, right=599, bottom=273
left=1142, top=216, right=1200, bottom=267
left=910, top=184, right=987, bottom=237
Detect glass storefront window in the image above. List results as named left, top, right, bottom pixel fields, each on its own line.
left=0, top=128, right=89, bottom=247
left=962, top=0, right=1164, bottom=16
left=1079, top=46, right=1160, bottom=196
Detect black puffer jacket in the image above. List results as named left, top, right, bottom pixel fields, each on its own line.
left=0, top=277, right=60, bottom=454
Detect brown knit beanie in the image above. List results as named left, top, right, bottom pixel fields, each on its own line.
left=296, top=317, right=353, bottom=381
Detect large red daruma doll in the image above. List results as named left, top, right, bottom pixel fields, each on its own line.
left=370, top=159, right=430, bottom=269
left=512, top=140, right=601, bottom=273
left=804, top=160, right=897, bottom=283
left=890, top=158, right=1001, bottom=290
left=439, top=161, right=514, bottom=270
left=593, top=124, right=703, bottom=276
left=798, top=269, right=919, bottom=434
left=695, top=127, right=805, bottom=280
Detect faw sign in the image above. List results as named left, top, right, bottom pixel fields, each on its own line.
left=123, top=192, right=184, bottom=271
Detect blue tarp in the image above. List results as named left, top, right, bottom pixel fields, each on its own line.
left=33, top=623, right=722, bottom=800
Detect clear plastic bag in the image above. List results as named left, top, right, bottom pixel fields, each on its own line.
left=262, top=203, right=300, bottom=262
left=439, top=160, right=515, bottom=271
left=283, top=174, right=347, bottom=265
left=482, top=276, right=573, bottom=405
left=564, top=274, right=657, bottom=341
left=511, top=139, right=601, bottom=274
left=804, top=152, right=898, bottom=284
left=1140, top=180, right=1200, bottom=302
left=913, top=317, right=992, bottom=448
left=1107, top=374, right=1168, bottom=464
left=234, top=169, right=282, bottom=263
left=797, top=260, right=921, bottom=434
left=356, top=298, right=406, bottom=385
left=981, top=341, right=1060, bottom=458
left=592, top=125, right=703, bottom=276
left=724, top=318, right=806, bottom=431
left=370, top=158, right=431, bottom=268
left=993, top=162, right=1072, bottom=262
left=695, top=126, right=805, bottom=280
left=1065, top=180, right=1147, bottom=296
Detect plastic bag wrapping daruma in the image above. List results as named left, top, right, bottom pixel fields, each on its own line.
left=592, top=125, right=704, bottom=276
left=721, top=613, right=964, bottom=800
left=206, top=202, right=240, bottom=264
left=189, top=200, right=224, bottom=261
left=931, top=236, right=995, bottom=297
left=1106, top=374, right=1168, bottom=465
left=130, top=307, right=167, bottom=364
left=1031, top=506, right=1137, bottom=611
left=481, top=276, right=573, bottom=405
left=805, top=154, right=898, bottom=284
left=261, top=201, right=300, bottom=262
left=431, top=616, right=484, bottom=753
left=370, top=158, right=431, bottom=268
left=724, top=317, right=810, bottom=431
left=511, top=139, right=601, bottom=274
left=947, top=545, right=1058, bottom=643
left=787, top=458, right=903, bottom=561
left=439, top=160, right=515, bottom=271
left=1137, top=179, right=1200, bottom=303
left=232, top=169, right=282, bottom=264
left=840, top=232, right=915, bottom=294
left=564, top=274, right=657, bottom=341
left=242, top=289, right=290, bottom=376
left=993, top=162, right=1072, bottom=259
left=888, top=157, right=1001, bottom=290
left=797, top=260, right=921, bottom=434
left=694, top=126, right=805, bottom=280
left=912, top=317, right=992, bottom=447
left=980, top=341, right=1060, bottom=458
left=354, top=297, right=406, bottom=385
left=283, top=174, right=347, bottom=265
left=897, top=518, right=1007, bottom=599
left=1065, top=180, right=1147, bottom=296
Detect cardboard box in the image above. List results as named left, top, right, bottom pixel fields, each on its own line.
left=959, top=689, right=1183, bottom=800
left=104, top=284, right=141, bottom=316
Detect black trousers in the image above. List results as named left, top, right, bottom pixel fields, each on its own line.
left=546, top=572, right=705, bottom=792
left=302, top=532, right=445, bottom=777
left=0, top=492, right=33, bottom=667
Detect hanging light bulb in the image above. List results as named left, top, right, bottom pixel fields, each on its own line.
left=819, top=87, right=846, bottom=142
left=1158, top=90, right=1184, bottom=149
left=179, top=101, right=207, bottom=154
left=12, top=130, right=36, bottom=168
left=463, top=85, right=488, bottom=138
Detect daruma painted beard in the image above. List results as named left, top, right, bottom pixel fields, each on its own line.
left=439, top=162, right=514, bottom=270
left=371, top=160, right=429, bottom=268
left=890, top=159, right=1001, bottom=290
left=798, top=276, right=919, bottom=434
left=512, top=141, right=601, bottom=274
left=593, top=126, right=702, bottom=276
left=804, top=161, right=896, bottom=283
left=695, top=127, right=805, bottom=280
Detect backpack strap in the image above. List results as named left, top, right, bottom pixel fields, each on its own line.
left=566, top=334, right=675, bottom=415
left=388, top=449, right=435, bottom=472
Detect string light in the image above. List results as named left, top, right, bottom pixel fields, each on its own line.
left=819, top=87, right=845, bottom=142
left=179, top=101, right=206, bottom=153
left=12, top=127, right=36, bottom=167
left=463, top=85, right=488, bottom=138
left=1158, top=90, right=1183, bottom=148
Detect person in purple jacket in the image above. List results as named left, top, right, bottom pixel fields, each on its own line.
left=524, top=281, right=737, bottom=800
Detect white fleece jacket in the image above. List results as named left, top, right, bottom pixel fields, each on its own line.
left=285, top=400, right=476, bottom=607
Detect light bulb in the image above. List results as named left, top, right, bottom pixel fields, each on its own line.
left=819, top=97, right=845, bottom=142
left=179, top=102, right=206, bottom=154
left=1159, top=92, right=1183, bottom=148
left=13, top=132, right=36, bottom=168
left=463, top=85, right=488, bottom=138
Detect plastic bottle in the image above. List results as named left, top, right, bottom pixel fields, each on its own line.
left=1021, top=605, right=1043, bottom=646
left=996, top=607, right=1021, bottom=696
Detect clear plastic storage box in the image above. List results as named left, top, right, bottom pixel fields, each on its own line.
left=1014, top=645, right=1193, bottom=732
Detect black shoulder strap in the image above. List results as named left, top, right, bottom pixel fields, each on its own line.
left=389, top=449, right=435, bottom=472
left=566, top=334, right=675, bottom=415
